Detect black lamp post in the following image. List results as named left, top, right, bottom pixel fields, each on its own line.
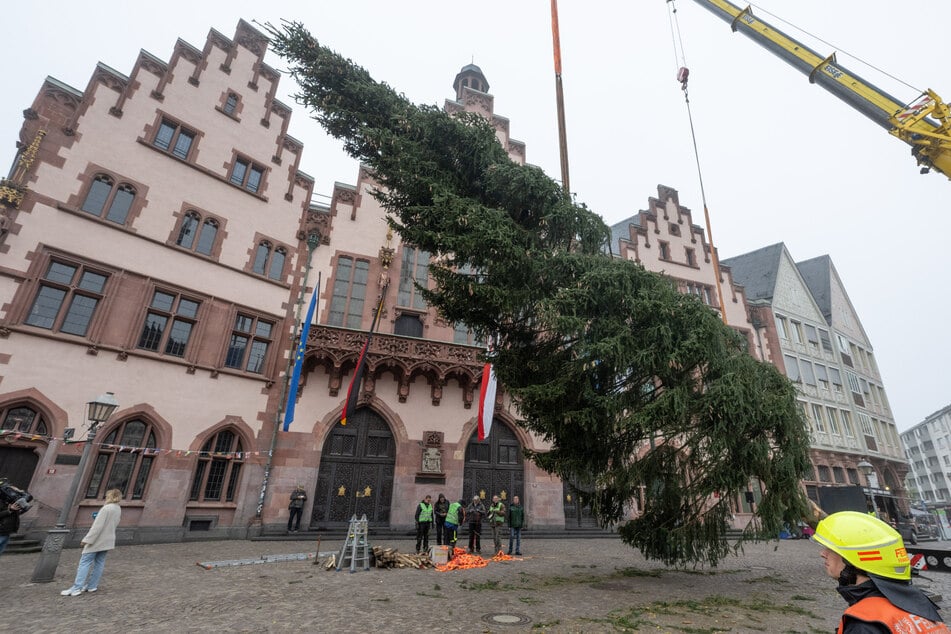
left=31, top=392, right=119, bottom=583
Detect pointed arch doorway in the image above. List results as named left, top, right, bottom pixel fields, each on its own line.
left=462, top=420, right=524, bottom=506
left=312, top=408, right=395, bottom=528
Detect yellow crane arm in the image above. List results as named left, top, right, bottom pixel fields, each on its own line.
left=690, top=0, right=951, bottom=178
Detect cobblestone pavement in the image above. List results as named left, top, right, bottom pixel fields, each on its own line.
left=4, top=536, right=951, bottom=633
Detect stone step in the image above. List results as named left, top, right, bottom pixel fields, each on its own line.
left=3, top=534, right=42, bottom=554
left=252, top=526, right=618, bottom=542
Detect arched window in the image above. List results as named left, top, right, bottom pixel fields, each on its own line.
left=0, top=405, right=48, bottom=436
left=269, top=247, right=286, bottom=281
left=252, top=241, right=271, bottom=275
left=80, top=174, right=136, bottom=225
left=190, top=429, right=244, bottom=502
left=251, top=241, right=287, bottom=281
left=196, top=219, right=218, bottom=256
left=176, top=212, right=200, bottom=249
left=85, top=419, right=158, bottom=500
left=176, top=211, right=219, bottom=256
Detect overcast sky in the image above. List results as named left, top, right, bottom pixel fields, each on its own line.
left=2, top=1, right=947, bottom=431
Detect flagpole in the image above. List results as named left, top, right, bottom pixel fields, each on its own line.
left=255, top=232, right=320, bottom=520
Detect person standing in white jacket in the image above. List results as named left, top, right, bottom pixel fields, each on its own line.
left=61, top=488, right=122, bottom=597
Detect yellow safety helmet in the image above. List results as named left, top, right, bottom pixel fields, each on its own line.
left=813, top=511, right=910, bottom=580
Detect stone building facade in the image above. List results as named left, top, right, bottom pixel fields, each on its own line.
left=607, top=187, right=767, bottom=525
left=723, top=245, right=909, bottom=519
left=0, top=20, right=318, bottom=542
left=0, top=30, right=568, bottom=544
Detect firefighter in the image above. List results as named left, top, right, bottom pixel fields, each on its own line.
left=813, top=511, right=949, bottom=633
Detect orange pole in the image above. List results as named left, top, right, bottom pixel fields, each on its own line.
left=550, top=0, right=571, bottom=195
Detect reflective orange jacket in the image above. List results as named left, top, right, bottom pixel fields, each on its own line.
left=840, top=596, right=950, bottom=633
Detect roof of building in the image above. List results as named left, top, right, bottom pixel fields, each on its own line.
left=795, top=255, right=834, bottom=323
left=719, top=243, right=785, bottom=302
left=605, top=215, right=642, bottom=257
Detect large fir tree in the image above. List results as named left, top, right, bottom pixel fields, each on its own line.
left=267, top=22, right=811, bottom=566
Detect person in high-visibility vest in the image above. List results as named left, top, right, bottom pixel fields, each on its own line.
left=488, top=495, right=506, bottom=554
left=414, top=495, right=434, bottom=555
left=444, top=498, right=465, bottom=560
left=813, top=511, right=950, bottom=633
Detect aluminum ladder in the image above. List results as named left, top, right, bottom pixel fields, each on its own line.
left=335, top=514, right=371, bottom=572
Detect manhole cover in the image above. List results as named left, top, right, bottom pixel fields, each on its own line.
left=482, top=613, right=532, bottom=626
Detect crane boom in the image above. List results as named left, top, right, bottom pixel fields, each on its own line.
left=690, top=0, right=951, bottom=178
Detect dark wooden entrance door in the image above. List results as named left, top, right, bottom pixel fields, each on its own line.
left=312, top=408, right=395, bottom=527
left=462, top=421, right=523, bottom=507
left=0, top=447, right=39, bottom=490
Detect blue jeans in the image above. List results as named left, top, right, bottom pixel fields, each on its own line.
left=0, top=534, right=9, bottom=555
left=508, top=527, right=522, bottom=554
left=69, top=550, right=109, bottom=591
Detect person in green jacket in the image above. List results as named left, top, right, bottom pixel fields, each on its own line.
left=414, top=495, right=434, bottom=554
left=507, top=495, right=524, bottom=555
left=488, top=495, right=506, bottom=554
left=444, top=497, right=465, bottom=560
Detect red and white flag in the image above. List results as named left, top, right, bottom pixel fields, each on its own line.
left=477, top=362, right=497, bottom=440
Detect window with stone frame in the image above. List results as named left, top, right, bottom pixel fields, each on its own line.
left=775, top=315, right=789, bottom=339
left=251, top=240, right=287, bottom=282
left=684, top=247, right=696, bottom=266
left=0, top=405, right=48, bottom=436
left=783, top=354, right=801, bottom=382
left=84, top=419, right=158, bottom=500
left=840, top=409, right=855, bottom=437
left=80, top=174, right=136, bottom=225
left=189, top=428, right=244, bottom=502
left=137, top=290, right=201, bottom=357
left=24, top=259, right=109, bottom=337
left=811, top=403, right=826, bottom=433
left=825, top=407, right=841, bottom=435
left=174, top=210, right=220, bottom=257
left=453, top=322, right=483, bottom=346
left=229, top=156, right=265, bottom=193
left=153, top=117, right=196, bottom=160
left=394, top=313, right=423, bottom=338
left=223, top=93, right=239, bottom=116
left=328, top=256, right=369, bottom=329
left=224, top=312, right=273, bottom=373
left=397, top=246, right=429, bottom=310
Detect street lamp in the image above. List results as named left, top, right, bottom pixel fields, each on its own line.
left=857, top=459, right=881, bottom=519
left=857, top=459, right=879, bottom=489
left=31, top=392, right=119, bottom=583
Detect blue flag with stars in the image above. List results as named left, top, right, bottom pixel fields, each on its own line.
left=283, top=282, right=319, bottom=431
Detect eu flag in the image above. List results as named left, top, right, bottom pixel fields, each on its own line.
left=283, top=283, right=319, bottom=431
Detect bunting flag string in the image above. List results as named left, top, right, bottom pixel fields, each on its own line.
left=0, top=429, right=266, bottom=460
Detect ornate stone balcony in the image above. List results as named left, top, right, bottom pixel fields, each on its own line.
left=304, top=324, right=485, bottom=408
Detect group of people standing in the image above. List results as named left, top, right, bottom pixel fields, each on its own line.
left=415, top=493, right=524, bottom=559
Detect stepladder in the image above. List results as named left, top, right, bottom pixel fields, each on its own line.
left=336, top=514, right=371, bottom=572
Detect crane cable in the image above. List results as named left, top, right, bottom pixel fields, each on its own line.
left=667, top=0, right=728, bottom=326
left=749, top=2, right=921, bottom=95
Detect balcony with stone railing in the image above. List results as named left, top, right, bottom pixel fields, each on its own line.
left=303, top=324, right=487, bottom=408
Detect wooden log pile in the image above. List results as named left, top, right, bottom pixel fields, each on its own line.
left=371, top=546, right=435, bottom=569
